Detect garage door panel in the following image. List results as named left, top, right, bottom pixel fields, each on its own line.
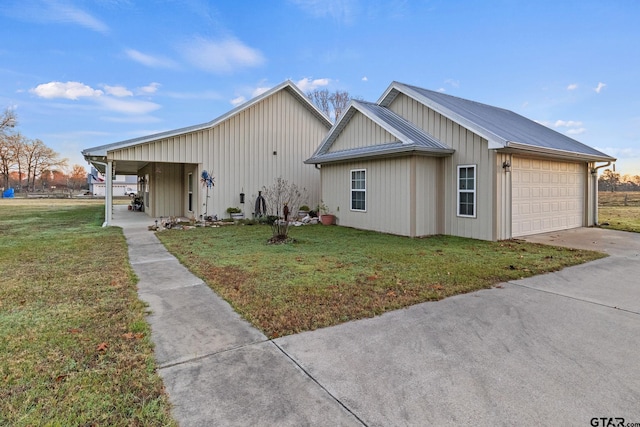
left=512, top=157, right=585, bottom=237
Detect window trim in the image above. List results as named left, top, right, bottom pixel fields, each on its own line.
left=350, top=169, right=367, bottom=212
left=457, top=164, right=476, bottom=218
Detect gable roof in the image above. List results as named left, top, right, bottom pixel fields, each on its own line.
left=378, top=82, right=615, bottom=162
left=82, top=80, right=332, bottom=161
left=305, top=100, right=454, bottom=164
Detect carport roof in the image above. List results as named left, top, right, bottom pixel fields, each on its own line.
left=378, top=82, right=616, bottom=162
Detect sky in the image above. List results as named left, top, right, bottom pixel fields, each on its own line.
left=1, top=0, right=639, bottom=175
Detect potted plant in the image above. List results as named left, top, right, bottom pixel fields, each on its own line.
left=318, top=201, right=335, bottom=225
left=298, top=204, right=310, bottom=218
left=226, top=206, right=244, bottom=220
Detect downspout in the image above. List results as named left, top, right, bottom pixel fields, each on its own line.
left=591, top=161, right=611, bottom=225
left=90, top=159, right=113, bottom=227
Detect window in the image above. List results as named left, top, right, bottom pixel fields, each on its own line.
left=351, top=169, right=366, bottom=211
left=457, top=165, right=476, bottom=217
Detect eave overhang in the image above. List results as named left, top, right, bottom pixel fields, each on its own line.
left=305, top=144, right=454, bottom=165
left=500, top=141, right=617, bottom=163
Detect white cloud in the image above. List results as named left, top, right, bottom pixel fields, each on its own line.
left=594, top=82, right=607, bottom=93
left=361, top=76, right=368, bottom=82
left=6, top=0, right=110, bottom=34
left=30, top=80, right=161, bottom=115
left=230, top=96, right=246, bottom=106
left=536, top=118, right=587, bottom=136
left=567, top=83, right=578, bottom=90
left=96, top=97, right=161, bottom=115
left=290, top=0, right=356, bottom=23
left=436, top=88, right=446, bottom=93
left=126, top=49, right=177, bottom=69
left=52, top=1, right=109, bottom=34
left=137, top=82, right=161, bottom=95
left=252, top=87, right=271, bottom=97
left=180, top=37, right=265, bottom=74
left=566, top=128, right=586, bottom=135
left=101, top=115, right=161, bottom=124
left=103, top=85, right=133, bottom=97
left=295, top=77, right=330, bottom=92
left=30, top=81, right=103, bottom=100
left=554, top=120, right=583, bottom=128
left=165, top=90, right=222, bottom=100
left=444, top=78, right=459, bottom=88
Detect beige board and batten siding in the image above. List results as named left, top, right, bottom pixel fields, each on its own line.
left=321, top=158, right=413, bottom=236
left=511, top=156, right=586, bottom=237
left=494, top=152, right=513, bottom=240
left=387, top=93, right=496, bottom=241
left=327, top=112, right=400, bottom=152
left=110, top=89, right=327, bottom=219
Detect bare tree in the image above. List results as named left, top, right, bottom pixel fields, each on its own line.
left=307, top=89, right=331, bottom=119
left=0, top=109, right=17, bottom=189
left=261, top=177, right=306, bottom=242
left=307, top=89, right=354, bottom=122
left=0, top=134, right=18, bottom=189
left=0, top=108, right=16, bottom=133
left=21, top=138, right=67, bottom=191
left=330, top=90, right=351, bottom=121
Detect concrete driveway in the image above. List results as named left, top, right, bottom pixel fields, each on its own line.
left=117, top=203, right=639, bottom=427
left=275, top=228, right=640, bottom=425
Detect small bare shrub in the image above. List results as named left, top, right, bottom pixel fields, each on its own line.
left=261, top=177, right=306, bottom=241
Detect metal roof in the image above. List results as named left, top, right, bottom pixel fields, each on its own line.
left=306, top=100, right=454, bottom=164
left=379, top=82, right=615, bottom=162
left=82, top=80, right=332, bottom=159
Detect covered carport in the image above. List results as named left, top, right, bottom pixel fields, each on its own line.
left=83, top=144, right=197, bottom=226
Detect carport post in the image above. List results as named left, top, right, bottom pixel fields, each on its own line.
left=104, top=160, right=114, bottom=226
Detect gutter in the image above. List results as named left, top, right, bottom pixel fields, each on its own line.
left=503, top=141, right=616, bottom=163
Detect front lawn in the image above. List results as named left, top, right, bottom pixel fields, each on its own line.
left=0, top=200, right=175, bottom=427
left=157, top=224, right=605, bottom=338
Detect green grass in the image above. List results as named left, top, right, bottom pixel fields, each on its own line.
left=599, top=206, right=640, bottom=233
left=0, top=199, right=176, bottom=427
left=598, top=191, right=640, bottom=233
left=157, top=224, right=606, bottom=338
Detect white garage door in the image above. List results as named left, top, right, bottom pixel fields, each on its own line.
left=512, top=157, right=585, bottom=237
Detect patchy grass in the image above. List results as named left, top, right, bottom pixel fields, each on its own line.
left=157, top=224, right=605, bottom=338
left=598, top=191, right=640, bottom=233
left=0, top=199, right=175, bottom=427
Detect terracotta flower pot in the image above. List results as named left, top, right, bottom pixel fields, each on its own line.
left=320, top=214, right=335, bottom=225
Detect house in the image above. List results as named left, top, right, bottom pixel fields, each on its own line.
left=305, top=82, right=615, bottom=241
left=82, top=81, right=332, bottom=225
left=88, top=167, right=138, bottom=197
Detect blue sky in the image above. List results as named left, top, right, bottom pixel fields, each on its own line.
left=1, top=0, right=639, bottom=174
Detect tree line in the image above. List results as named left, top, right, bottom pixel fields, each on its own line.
left=598, top=169, right=640, bottom=192
left=0, top=108, right=87, bottom=193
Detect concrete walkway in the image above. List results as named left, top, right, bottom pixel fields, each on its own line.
left=114, top=206, right=640, bottom=426
left=113, top=206, right=361, bottom=426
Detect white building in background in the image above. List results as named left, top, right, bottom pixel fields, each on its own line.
left=88, top=167, right=138, bottom=197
